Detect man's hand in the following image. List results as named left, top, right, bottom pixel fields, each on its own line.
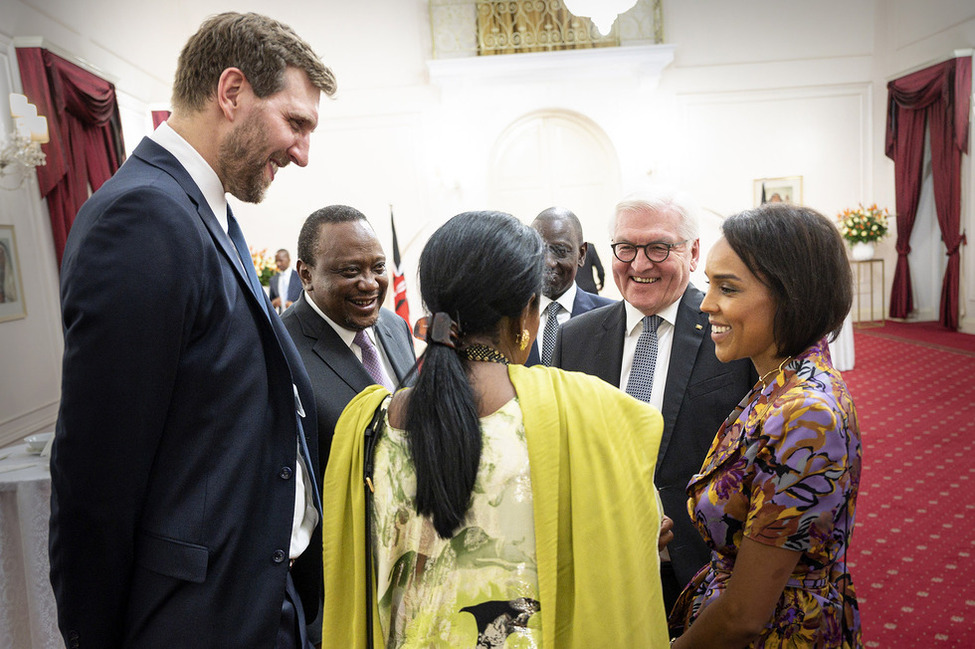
left=659, top=515, right=675, bottom=551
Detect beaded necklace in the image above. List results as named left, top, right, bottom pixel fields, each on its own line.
left=459, top=344, right=510, bottom=365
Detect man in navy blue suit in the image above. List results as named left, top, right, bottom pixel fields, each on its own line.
left=50, top=13, right=336, bottom=649
left=270, top=249, right=302, bottom=312
left=526, top=206, right=615, bottom=367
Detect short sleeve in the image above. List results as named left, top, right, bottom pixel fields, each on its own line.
left=743, top=392, right=854, bottom=553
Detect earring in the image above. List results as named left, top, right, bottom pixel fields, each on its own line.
left=519, top=328, right=529, bottom=350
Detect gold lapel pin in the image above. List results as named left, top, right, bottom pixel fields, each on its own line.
left=695, top=324, right=703, bottom=330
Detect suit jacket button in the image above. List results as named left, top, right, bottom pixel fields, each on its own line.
left=272, top=549, right=287, bottom=564
left=279, top=466, right=293, bottom=480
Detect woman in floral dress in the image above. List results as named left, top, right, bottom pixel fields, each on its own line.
left=669, top=203, right=862, bottom=648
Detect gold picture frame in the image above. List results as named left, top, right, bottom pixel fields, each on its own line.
left=0, top=224, right=27, bottom=323
left=754, top=176, right=803, bottom=206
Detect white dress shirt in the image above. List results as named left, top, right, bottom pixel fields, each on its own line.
left=150, top=123, right=317, bottom=560
left=619, top=297, right=683, bottom=414
left=537, top=282, right=578, bottom=336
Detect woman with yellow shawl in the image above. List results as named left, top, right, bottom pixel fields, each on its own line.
left=323, top=211, right=670, bottom=648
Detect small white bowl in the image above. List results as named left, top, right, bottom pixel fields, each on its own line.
left=24, top=432, right=54, bottom=454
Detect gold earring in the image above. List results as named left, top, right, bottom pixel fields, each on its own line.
left=519, top=328, right=529, bottom=350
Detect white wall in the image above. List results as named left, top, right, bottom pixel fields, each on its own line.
left=1, top=0, right=974, bottom=442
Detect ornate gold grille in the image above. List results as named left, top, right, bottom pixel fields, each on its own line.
left=430, top=0, right=662, bottom=59
left=477, top=1, right=615, bottom=55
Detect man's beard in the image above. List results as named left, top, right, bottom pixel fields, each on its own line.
left=218, top=115, right=275, bottom=204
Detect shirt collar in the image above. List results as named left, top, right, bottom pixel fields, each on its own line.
left=624, top=293, right=682, bottom=335
left=539, top=282, right=578, bottom=314
left=303, top=291, right=374, bottom=348
left=150, top=121, right=228, bottom=232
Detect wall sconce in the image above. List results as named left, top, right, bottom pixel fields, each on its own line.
left=1, top=93, right=49, bottom=190
left=563, top=0, right=638, bottom=35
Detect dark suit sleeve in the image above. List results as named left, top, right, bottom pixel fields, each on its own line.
left=51, top=188, right=207, bottom=648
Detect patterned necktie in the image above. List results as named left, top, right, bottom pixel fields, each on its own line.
left=226, top=209, right=270, bottom=319
left=354, top=329, right=394, bottom=391
left=540, top=302, right=564, bottom=366
left=625, top=314, right=662, bottom=403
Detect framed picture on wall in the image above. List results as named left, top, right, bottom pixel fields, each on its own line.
left=754, top=176, right=803, bottom=206
left=0, top=225, right=27, bottom=323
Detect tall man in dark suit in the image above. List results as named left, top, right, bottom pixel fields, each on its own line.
left=270, top=248, right=302, bottom=312
left=551, top=191, right=756, bottom=611
left=50, top=13, right=336, bottom=649
left=282, top=205, right=416, bottom=473
left=526, top=206, right=615, bottom=367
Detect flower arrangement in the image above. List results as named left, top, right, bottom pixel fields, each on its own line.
left=250, top=248, right=277, bottom=286
left=837, top=204, right=890, bottom=244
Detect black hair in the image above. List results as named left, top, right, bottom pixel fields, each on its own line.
left=721, top=203, right=853, bottom=358
left=296, top=204, right=366, bottom=266
left=406, top=211, right=544, bottom=538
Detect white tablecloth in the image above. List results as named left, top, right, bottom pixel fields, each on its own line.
left=830, top=310, right=856, bottom=372
left=0, top=443, right=63, bottom=649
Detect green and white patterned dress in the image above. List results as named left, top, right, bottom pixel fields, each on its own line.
left=372, top=397, right=541, bottom=649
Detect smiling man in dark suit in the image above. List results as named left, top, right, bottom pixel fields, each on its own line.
left=551, top=191, right=756, bottom=612
left=50, top=12, right=336, bottom=649
left=526, top=206, right=615, bottom=367
left=282, top=205, right=416, bottom=474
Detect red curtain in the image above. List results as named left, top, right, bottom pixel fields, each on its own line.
left=885, top=55, right=971, bottom=329
left=16, top=47, right=126, bottom=268
left=151, top=110, right=171, bottom=128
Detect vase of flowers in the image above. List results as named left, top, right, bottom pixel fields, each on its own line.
left=250, top=248, right=277, bottom=287
left=837, top=204, right=890, bottom=261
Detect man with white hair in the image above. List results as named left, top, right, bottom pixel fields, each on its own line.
left=552, top=191, right=755, bottom=611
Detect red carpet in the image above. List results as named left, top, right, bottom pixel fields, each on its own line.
left=842, top=326, right=975, bottom=648
left=858, top=320, right=975, bottom=355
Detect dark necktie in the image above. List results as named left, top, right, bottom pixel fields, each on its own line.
left=540, top=302, right=563, bottom=366
left=226, top=209, right=269, bottom=319
left=354, top=329, right=394, bottom=391
left=625, top=314, right=662, bottom=403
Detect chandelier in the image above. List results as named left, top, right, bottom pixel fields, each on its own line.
left=1, top=94, right=49, bottom=190
left=563, top=0, right=639, bottom=35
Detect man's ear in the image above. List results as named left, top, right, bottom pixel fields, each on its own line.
left=216, top=67, right=248, bottom=121
left=296, top=259, right=312, bottom=290
left=577, top=241, right=588, bottom=268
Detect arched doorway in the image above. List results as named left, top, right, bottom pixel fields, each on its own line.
left=488, top=109, right=622, bottom=297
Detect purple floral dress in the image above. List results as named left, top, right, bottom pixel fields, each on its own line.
left=669, top=341, right=862, bottom=648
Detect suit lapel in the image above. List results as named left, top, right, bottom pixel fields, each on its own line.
left=291, top=300, right=374, bottom=394
left=595, top=302, right=626, bottom=387
left=374, top=312, right=415, bottom=383
left=657, top=286, right=707, bottom=465
left=132, top=139, right=266, bottom=324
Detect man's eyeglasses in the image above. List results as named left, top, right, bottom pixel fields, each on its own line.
left=611, top=240, right=689, bottom=263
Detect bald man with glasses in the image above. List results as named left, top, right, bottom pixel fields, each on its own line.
left=551, top=191, right=755, bottom=613
left=526, top=206, right=615, bottom=367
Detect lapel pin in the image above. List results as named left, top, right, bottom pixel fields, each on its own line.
left=695, top=324, right=703, bottom=330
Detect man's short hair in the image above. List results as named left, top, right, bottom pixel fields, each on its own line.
left=533, top=207, right=584, bottom=245
left=297, top=205, right=367, bottom=267
left=612, top=189, right=700, bottom=241
left=172, top=12, right=337, bottom=112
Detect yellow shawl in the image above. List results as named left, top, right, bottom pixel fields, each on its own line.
left=323, top=363, right=669, bottom=647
